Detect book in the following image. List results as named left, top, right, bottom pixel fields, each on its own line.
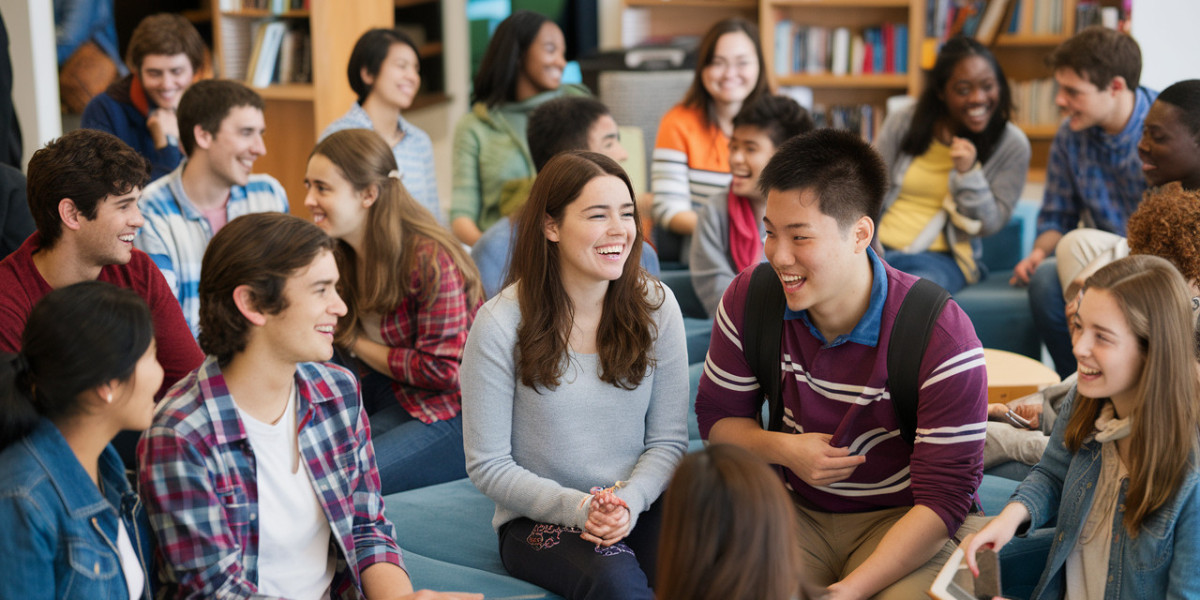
left=975, top=0, right=1013, bottom=44
left=248, top=21, right=287, bottom=88
left=775, top=19, right=793, bottom=75
left=831, top=27, right=850, bottom=76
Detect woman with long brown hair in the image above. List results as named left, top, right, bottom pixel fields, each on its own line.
left=962, top=254, right=1200, bottom=598
left=461, top=150, right=689, bottom=599
left=656, top=444, right=809, bottom=600
left=304, top=128, right=483, bottom=494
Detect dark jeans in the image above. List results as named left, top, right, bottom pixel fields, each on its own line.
left=497, top=498, right=664, bottom=600
left=884, top=249, right=970, bottom=294
left=1028, top=258, right=1076, bottom=378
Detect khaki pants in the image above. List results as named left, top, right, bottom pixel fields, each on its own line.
left=1054, top=229, right=1128, bottom=297
left=793, top=502, right=986, bottom=599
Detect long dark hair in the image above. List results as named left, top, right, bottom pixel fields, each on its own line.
left=471, top=10, right=554, bottom=108
left=0, top=281, right=154, bottom=451
left=681, top=18, right=770, bottom=130
left=657, top=444, right=808, bottom=600
left=900, top=36, right=1013, bottom=164
left=507, top=150, right=660, bottom=391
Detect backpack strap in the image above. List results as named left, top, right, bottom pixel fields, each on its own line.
left=887, top=278, right=951, bottom=445
left=743, top=262, right=787, bottom=432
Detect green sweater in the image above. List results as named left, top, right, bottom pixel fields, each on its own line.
left=450, top=85, right=589, bottom=231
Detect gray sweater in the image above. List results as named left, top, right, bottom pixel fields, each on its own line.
left=461, top=282, right=690, bottom=532
left=689, top=188, right=765, bottom=318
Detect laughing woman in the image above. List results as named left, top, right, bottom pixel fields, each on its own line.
left=306, top=129, right=483, bottom=494
left=874, top=36, right=1030, bottom=293
left=461, top=151, right=688, bottom=599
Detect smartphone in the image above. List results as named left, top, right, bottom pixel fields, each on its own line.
left=928, top=547, right=1001, bottom=600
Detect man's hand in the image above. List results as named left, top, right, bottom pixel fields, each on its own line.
left=949, top=137, right=978, bottom=174
left=781, top=433, right=866, bottom=487
left=1010, top=248, right=1046, bottom=286
left=148, top=108, right=180, bottom=150
left=1011, top=404, right=1042, bottom=430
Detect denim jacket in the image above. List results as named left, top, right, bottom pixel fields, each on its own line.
left=0, top=419, right=152, bottom=599
left=1011, top=387, right=1200, bottom=599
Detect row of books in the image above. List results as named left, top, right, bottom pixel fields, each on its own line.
left=1010, top=77, right=1060, bottom=128
left=242, top=21, right=313, bottom=87
left=773, top=22, right=909, bottom=77
left=926, top=0, right=1075, bottom=45
left=815, top=103, right=883, bottom=143
left=220, top=0, right=308, bottom=11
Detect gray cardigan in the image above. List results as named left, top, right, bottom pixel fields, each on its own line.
left=874, top=103, right=1031, bottom=281
left=460, top=282, right=689, bottom=532
left=689, top=188, right=764, bottom=318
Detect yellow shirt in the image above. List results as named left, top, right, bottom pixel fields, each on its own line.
left=879, top=141, right=953, bottom=252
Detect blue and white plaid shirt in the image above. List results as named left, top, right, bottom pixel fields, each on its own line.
left=135, top=164, right=289, bottom=337
left=321, top=103, right=442, bottom=222
left=1037, top=86, right=1159, bottom=237
left=139, top=356, right=405, bottom=599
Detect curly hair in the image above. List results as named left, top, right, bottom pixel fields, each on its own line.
left=1127, top=181, right=1200, bottom=284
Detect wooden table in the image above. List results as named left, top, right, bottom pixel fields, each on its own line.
left=984, top=348, right=1061, bottom=404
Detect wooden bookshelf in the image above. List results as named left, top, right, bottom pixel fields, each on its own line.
left=761, top=0, right=924, bottom=138
left=620, top=0, right=757, bottom=46
left=212, top=1, right=395, bottom=214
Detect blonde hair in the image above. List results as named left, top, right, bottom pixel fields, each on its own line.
left=1065, top=255, right=1200, bottom=534
left=309, top=129, right=483, bottom=346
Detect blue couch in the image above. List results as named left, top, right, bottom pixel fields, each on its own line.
left=385, top=364, right=1041, bottom=598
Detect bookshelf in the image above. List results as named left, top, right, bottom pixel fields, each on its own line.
left=761, top=0, right=925, bottom=141
left=395, top=0, right=450, bottom=109
left=211, top=0, right=394, bottom=214
left=619, top=0, right=758, bottom=48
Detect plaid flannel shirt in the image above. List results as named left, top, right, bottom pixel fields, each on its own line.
left=374, top=237, right=481, bottom=424
left=139, top=356, right=404, bottom=599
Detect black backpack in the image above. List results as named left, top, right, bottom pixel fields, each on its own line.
left=742, top=262, right=950, bottom=445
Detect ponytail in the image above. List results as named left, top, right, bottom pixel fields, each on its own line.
left=0, top=352, right=42, bottom=451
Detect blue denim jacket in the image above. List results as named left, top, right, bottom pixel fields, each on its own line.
left=1011, top=388, right=1200, bottom=599
left=0, top=419, right=152, bottom=599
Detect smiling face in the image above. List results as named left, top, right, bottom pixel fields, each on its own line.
left=139, top=53, right=194, bottom=110
left=304, top=153, right=373, bottom=242
left=702, top=31, right=760, bottom=109
left=763, top=187, right=870, bottom=314
left=107, top=340, right=164, bottom=431
left=197, top=105, right=266, bottom=188
left=1054, top=67, right=1121, bottom=132
left=586, top=114, right=627, bottom=163
left=1072, top=288, right=1145, bottom=408
left=544, top=175, right=637, bottom=290
left=729, top=124, right=776, bottom=201
left=519, top=22, right=566, bottom=96
left=1138, top=100, right=1200, bottom=190
left=78, top=189, right=144, bottom=267
left=363, top=42, right=421, bottom=111
left=941, top=54, right=1000, bottom=134
left=257, top=250, right=347, bottom=364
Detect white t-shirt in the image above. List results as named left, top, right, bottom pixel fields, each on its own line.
left=238, top=385, right=335, bottom=600
left=114, top=519, right=144, bottom=599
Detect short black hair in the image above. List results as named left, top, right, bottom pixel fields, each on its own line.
left=732, top=94, right=814, bottom=147
left=758, top=129, right=887, bottom=230
left=528, top=96, right=612, bottom=171
left=178, top=79, right=265, bottom=156
left=26, top=129, right=150, bottom=248
left=346, top=28, right=421, bottom=106
left=1158, top=79, right=1200, bottom=140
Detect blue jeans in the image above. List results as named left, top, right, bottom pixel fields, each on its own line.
left=1028, top=258, right=1075, bottom=378
left=358, top=368, right=468, bottom=495
left=498, top=498, right=663, bottom=600
left=883, top=249, right=969, bottom=294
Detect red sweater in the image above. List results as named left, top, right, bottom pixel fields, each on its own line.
left=0, top=233, right=203, bottom=397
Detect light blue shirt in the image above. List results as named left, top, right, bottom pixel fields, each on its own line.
left=135, top=164, right=289, bottom=337
left=321, top=103, right=441, bottom=222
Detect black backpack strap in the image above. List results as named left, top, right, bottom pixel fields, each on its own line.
left=743, top=262, right=788, bottom=432
left=887, top=278, right=951, bottom=445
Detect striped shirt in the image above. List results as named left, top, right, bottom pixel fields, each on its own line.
left=135, top=165, right=289, bottom=337
left=372, top=237, right=481, bottom=424
left=1037, top=86, right=1158, bottom=237
left=695, top=251, right=987, bottom=535
left=322, top=104, right=441, bottom=222
left=139, top=357, right=404, bottom=599
left=651, top=104, right=732, bottom=227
